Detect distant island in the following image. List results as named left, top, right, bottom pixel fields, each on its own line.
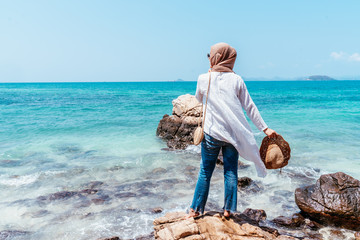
left=305, top=75, right=336, bottom=81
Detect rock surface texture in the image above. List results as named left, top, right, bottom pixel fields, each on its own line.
left=154, top=211, right=298, bottom=240
left=156, top=94, right=202, bottom=149
left=295, top=172, right=360, bottom=230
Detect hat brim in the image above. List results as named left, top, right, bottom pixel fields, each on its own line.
left=259, top=134, right=291, bottom=169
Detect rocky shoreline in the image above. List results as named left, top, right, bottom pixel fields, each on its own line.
left=153, top=95, right=360, bottom=240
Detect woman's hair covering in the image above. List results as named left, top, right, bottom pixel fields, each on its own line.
left=210, top=42, right=237, bottom=72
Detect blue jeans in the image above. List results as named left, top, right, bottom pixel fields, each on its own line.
left=190, top=133, right=239, bottom=214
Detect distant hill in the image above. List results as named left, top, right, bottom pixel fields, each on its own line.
left=305, top=75, right=336, bottom=81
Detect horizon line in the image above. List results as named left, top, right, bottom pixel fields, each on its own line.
left=1, top=79, right=360, bottom=83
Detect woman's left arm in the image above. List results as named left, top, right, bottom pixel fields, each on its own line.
left=238, top=79, right=276, bottom=136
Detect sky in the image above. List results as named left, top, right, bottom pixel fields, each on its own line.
left=0, top=0, right=360, bottom=82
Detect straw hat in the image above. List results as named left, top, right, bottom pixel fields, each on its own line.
left=259, top=134, right=291, bottom=169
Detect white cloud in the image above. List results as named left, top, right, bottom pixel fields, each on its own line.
left=330, top=51, right=360, bottom=62
left=349, top=53, right=360, bottom=62
left=330, top=51, right=345, bottom=60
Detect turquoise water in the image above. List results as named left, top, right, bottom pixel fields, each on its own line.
left=0, top=81, right=359, bottom=239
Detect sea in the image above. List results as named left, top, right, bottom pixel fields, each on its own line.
left=0, top=81, right=359, bottom=239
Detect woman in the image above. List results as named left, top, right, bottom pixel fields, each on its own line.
left=188, top=42, right=276, bottom=218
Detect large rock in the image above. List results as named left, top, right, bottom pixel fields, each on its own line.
left=172, top=94, right=202, bottom=117
left=157, top=95, right=202, bottom=149
left=153, top=211, right=298, bottom=240
left=295, top=172, right=360, bottom=230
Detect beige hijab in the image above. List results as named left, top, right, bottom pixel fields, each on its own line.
left=209, top=42, right=237, bottom=72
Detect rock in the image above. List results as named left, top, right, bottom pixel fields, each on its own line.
left=272, top=213, right=305, bottom=228
left=152, top=168, right=167, bottom=174
left=355, top=232, right=360, bottom=240
left=0, top=230, right=31, bottom=239
left=152, top=207, right=163, bottom=214
left=242, top=208, right=267, bottom=222
left=172, top=94, right=202, bottom=117
left=98, top=237, right=120, bottom=240
left=48, top=191, right=78, bottom=201
left=303, top=218, right=322, bottom=230
left=156, top=95, right=202, bottom=150
left=295, top=172, right=360, bottom=230
left=328, top=230, right=345, bottom=240
left=238, top=179, right=264, bottom=194
left=153, top=211, right=299, bottom=240
left=115, top=192, right=137, bottom=198
left=238, top=177, right=253, bottom=189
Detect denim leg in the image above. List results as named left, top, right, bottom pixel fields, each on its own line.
left=190, top=134, right=220, bottom=214
left=222, top=143, right=239, bottom=212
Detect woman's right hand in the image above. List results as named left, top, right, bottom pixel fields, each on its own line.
left=263, top=128, right=277, bottom=137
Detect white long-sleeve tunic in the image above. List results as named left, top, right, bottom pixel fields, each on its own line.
left=195, top=72, right=268, bottom=177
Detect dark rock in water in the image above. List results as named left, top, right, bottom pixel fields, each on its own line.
left=151, top=167, right=167, bottom=174
left=238, top=177, right=253, bottom=189
left=151, top=207, right=163, bottom=214
left=302, top=232, right=323, bottom=240
left=184, top=165, right=197, bottom=176
left=0, top=230, right=31, bottom=239
left=237, top=178, right=263, bottom=194
left=295, top=172, right=360, bottom=230
left=272, top=215, right=303, bottom=228
left=92, top=198, right=106, bottom=205
left=49, top=191, right=78, bottom=201
left=80, top=189, right=98, bottom=195
left=115, top=192, right=137, bottom=198
left=0, top=160, right=22, bottom=167
left=82, top=181, right=104, bottom=189
left=303, top=218, right=323, bottom=230
left=28, top=210, right=50, bottom=218
left=98, top=237, right=120, bottom=240
left=242, top=208, right=267, bottom=222
left=134, top=233, right=154, bottom=240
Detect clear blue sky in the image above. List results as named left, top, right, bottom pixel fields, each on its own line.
left=1, top=0, right=360, bottom=82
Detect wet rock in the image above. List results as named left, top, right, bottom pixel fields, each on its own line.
left=80, top=189, right=98, bottom=195
left=29, top=210, right=50, bottom=218
left=153, top=211, right=299, bottom=239
left=115, top=192, right=137, bottom=198
left=91, top=194, right=111, bottom=205
left=108, top=165, right=124, bottom=171
left=134, top=232, right=154, bottom=240
left=151, top=207, right=163, bottom=214
left=355, top=232, right=360, bottom=240
left=238, top=179, right=264, bottom=194
left=156, top=95, right=201, bottom=150
left=98, top=237, right=120, bottom=240
left=303, top=218, right=323, bottom=230
left=92, top=198, right=106, bottom=205
left=74, top=199, right=92, bottom=208
left=238, top=177, right=253, bottom=189
left=302, top=232, right=323, bottom=240
left=328, top=229, right=345, bottom=240
left=242, top=208, right=267, bottom=222
left=0, top=159, right=21, bottom=167
left=0, top=230, right=31, bottom=239
left=49, top=191, right=78, bottom=201
left=83, top=181, right=104, bottom=189
left=151, top=168, right=167, bottom=174
left=295, top=172, right=360, bottom=230
left=273, top=216, right=297, bottom=228
left=184, top=165, right=197, bottom=176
